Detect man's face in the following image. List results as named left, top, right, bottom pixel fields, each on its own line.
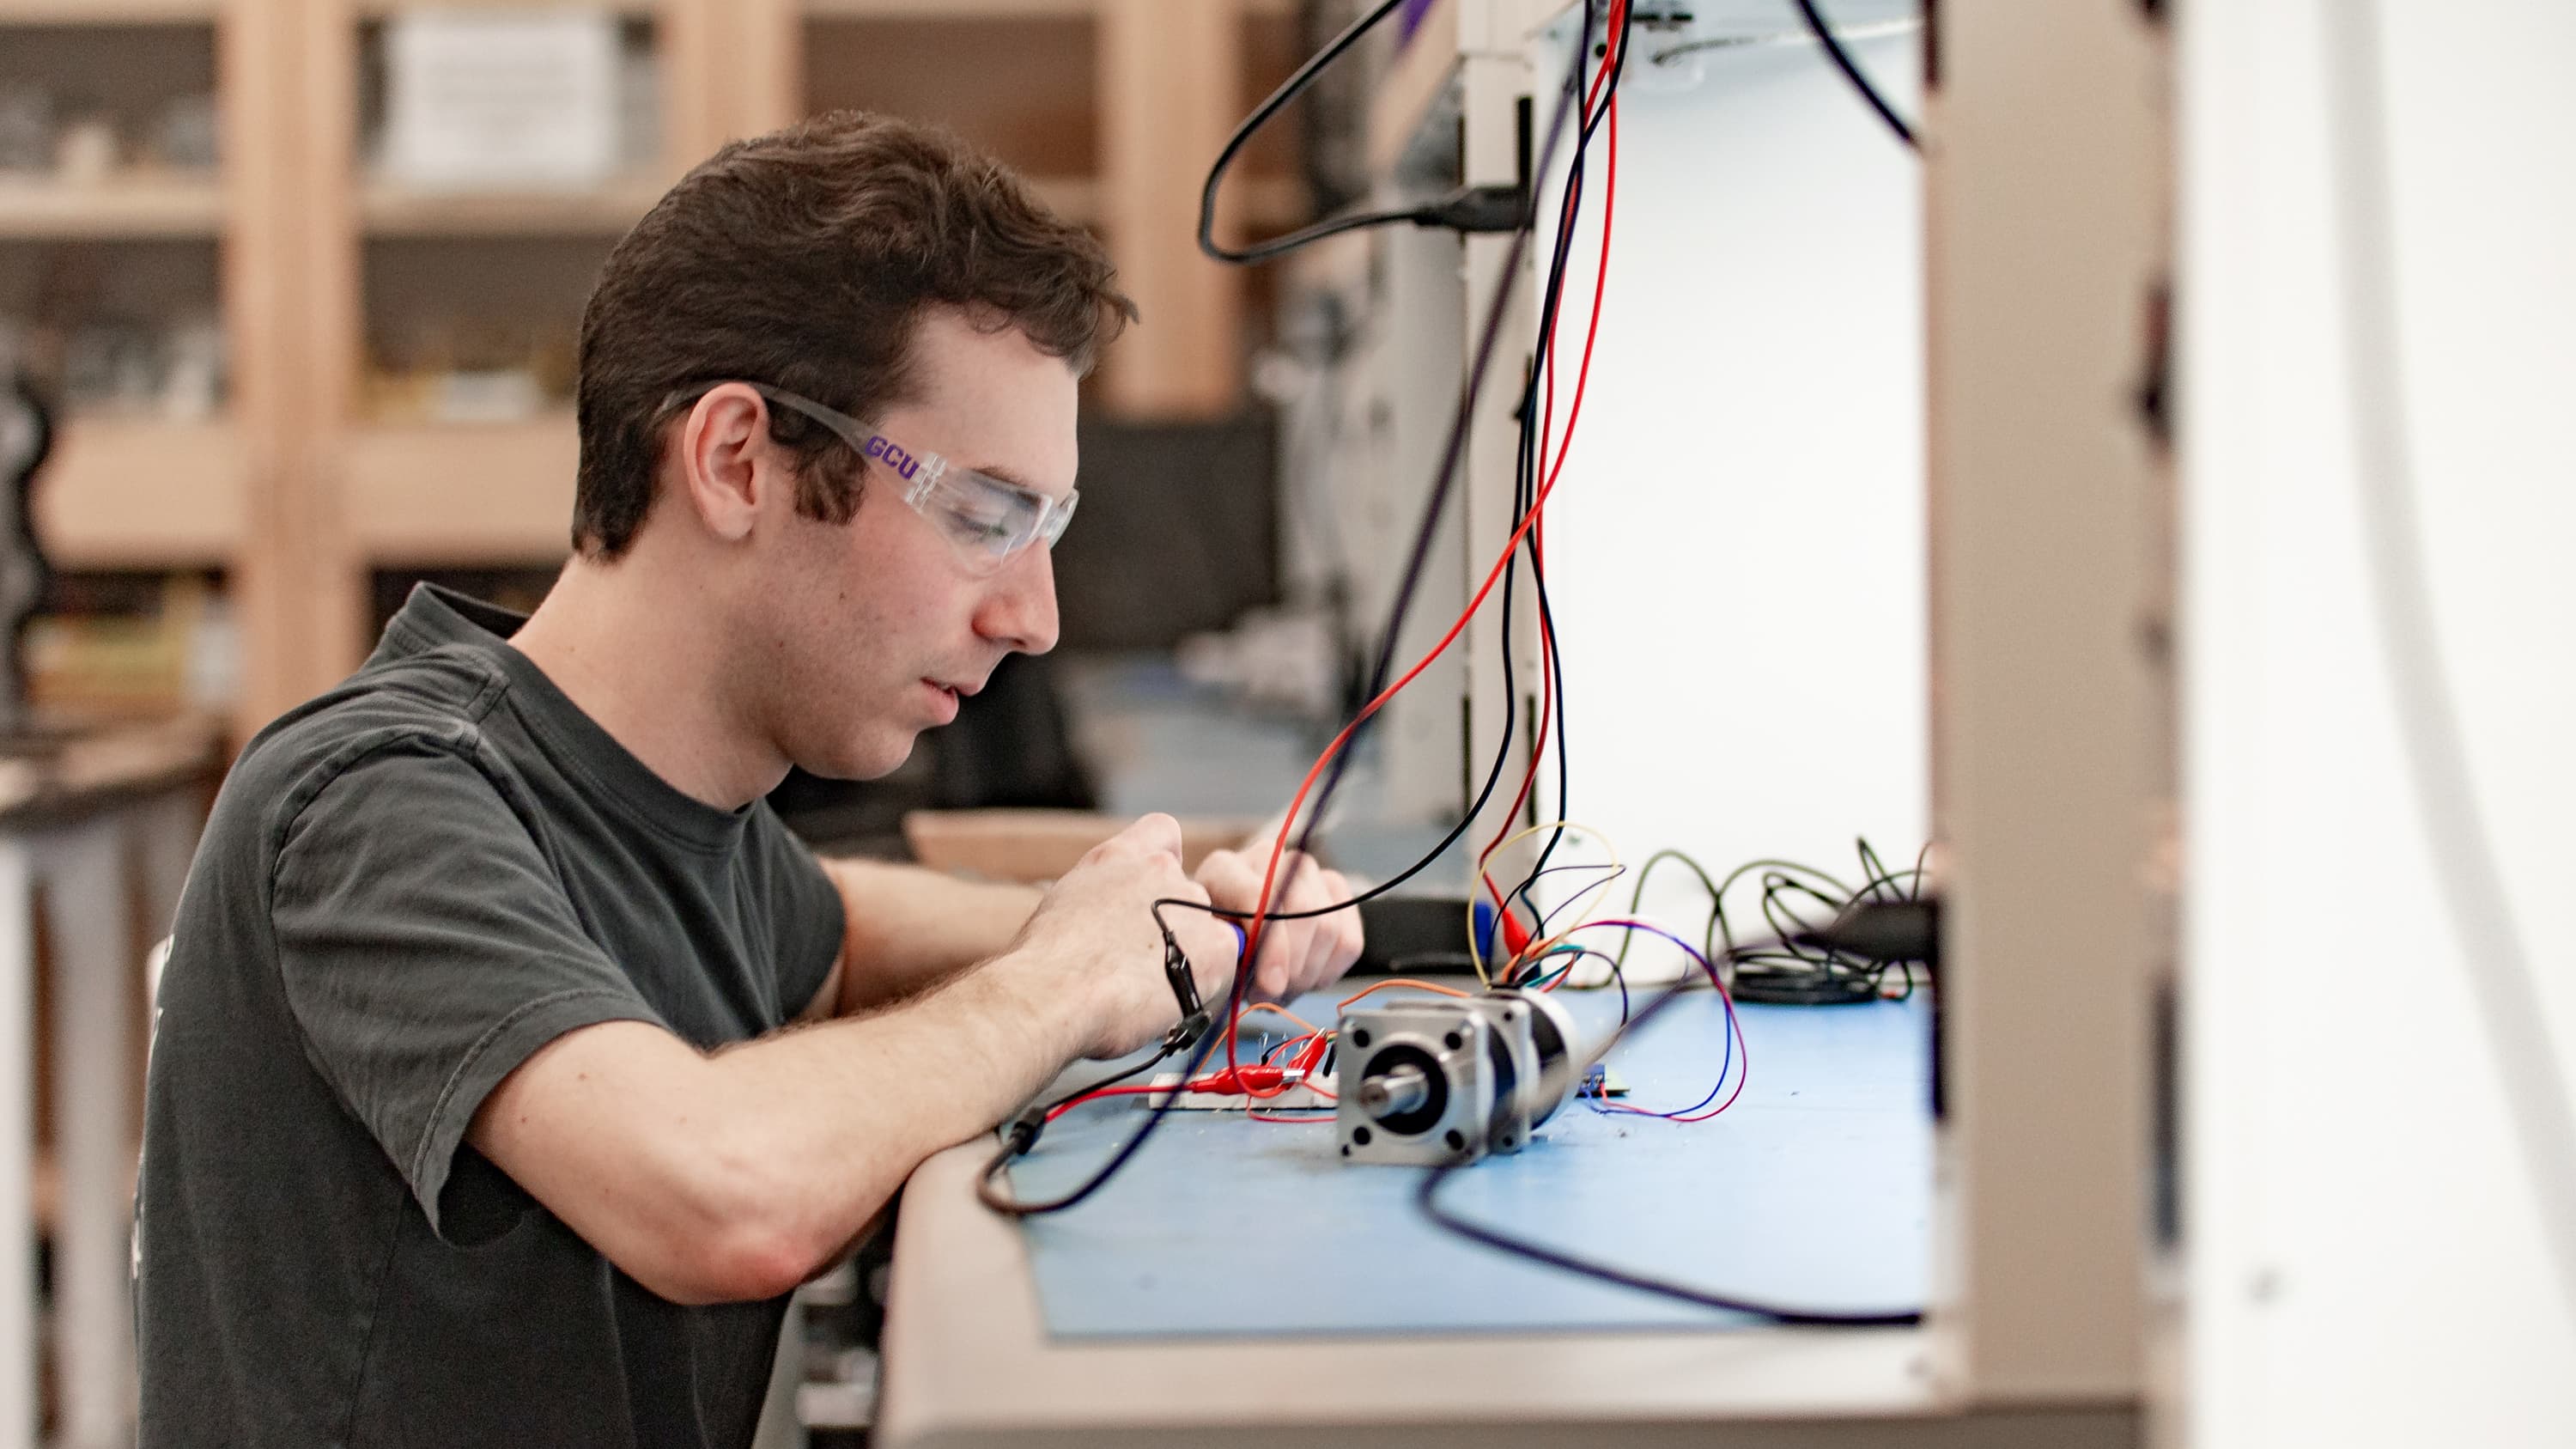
left=751, top=309, right=1077, bottom=780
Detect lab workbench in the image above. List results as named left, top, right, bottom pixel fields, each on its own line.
left=873, top=983, right=2137, bottom=1448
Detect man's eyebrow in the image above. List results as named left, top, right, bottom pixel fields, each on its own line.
left=965, top=461, right=1059, bottom=496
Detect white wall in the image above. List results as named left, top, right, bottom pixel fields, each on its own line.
left=2181, top=0, right=2576, bottom=1443
left=1525, top=20, right=1927, bottom=971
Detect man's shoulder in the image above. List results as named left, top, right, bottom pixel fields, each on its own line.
left=221, top=646, right=521, bottom=842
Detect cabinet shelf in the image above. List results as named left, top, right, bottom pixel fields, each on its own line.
left=35, top=417, right=248, bottom=568
left=0, top=176, right=224, bottom=239
left=356, top=178, right=666, bottom=236
left=15, top=0, right=1302, bottom=726
left=1027, top=175, right=1100, bottom=223
left=1032, top=173, right=1305, bottom=229
left=0, top=0, right=217, bottom=21
left=807, top=0, right=1296, bottom=15
left=349, top=0, right=660, bottom=15
left=343, top=416, right=577, bottom=563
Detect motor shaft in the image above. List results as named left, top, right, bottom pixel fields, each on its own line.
left=1358, top=1062, right=1431, bottom=1118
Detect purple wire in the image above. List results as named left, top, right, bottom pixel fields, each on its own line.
left=1572, top=919, right=1741, bottom=1122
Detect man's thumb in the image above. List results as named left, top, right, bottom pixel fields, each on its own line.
left=1114, top=812, right=1184, bottom=861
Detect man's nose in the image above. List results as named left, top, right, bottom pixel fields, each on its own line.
left=977, top=545, right=1060, bottom=655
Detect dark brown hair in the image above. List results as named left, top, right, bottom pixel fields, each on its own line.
left=571, top=111, right=1135, bottom=558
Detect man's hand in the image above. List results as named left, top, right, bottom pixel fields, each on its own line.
left=1193, top=835, right=1364, bottom=1004
left=1014, top=813, right=1240, bottom=1058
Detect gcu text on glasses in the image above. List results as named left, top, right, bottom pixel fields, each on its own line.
left=667, top=381, right=1079, bottom=573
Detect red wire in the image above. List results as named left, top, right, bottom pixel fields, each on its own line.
left=1233, top=1, right=1631, bottom=1066
left=1603, top=1007, right=1750, bottom=1123
left=1485, top=15, right=1625, bottom=913
left=1047, top=1064, right=1308, bottom=1122
left=1479, top=52, right=1624, bottom=939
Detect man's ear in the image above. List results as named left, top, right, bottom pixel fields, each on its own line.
left=675, top=385, right=775, bottom=543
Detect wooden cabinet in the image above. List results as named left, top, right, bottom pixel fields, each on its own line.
left=7, top=0, right=1310, bottom=731
left=1, top=0, right=297, bottom=723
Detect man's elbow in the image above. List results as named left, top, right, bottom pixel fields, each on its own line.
left=617, top=1211, right=829, bottom=1305
left=669, top=1223, right=826, bottom=1305
left=629, top=1156, right=889, bottom=1305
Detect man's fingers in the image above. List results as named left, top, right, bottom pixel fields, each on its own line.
left=1194, top=847, right=1261, bottom=904
left=1242, top=920, right=1305, bottom=1003
left=1107, top=812, right=1184, bottom=862
left=1236, top=805, right=1297, bottom=856
left=1329, top=866, right=1370, bottom=969
left=1319, top=869, right=1362, bottom=977
left=1258, top=941, right=1296, bottom=1002
left=1188, top=843, right=1364, bottom=1002
left=1170, top=910, right=1237, bottom=1002
left=1292, top=924, right=1333, bottom=1000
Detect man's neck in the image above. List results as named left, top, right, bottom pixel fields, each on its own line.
left=507, top=557, right=787, bottom=811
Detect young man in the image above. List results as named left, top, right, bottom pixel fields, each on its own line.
left=133, top=113, right=1363, bottom=1447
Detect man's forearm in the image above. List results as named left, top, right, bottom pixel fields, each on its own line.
left=477, top=819, right=1219, bottom=1307
left=708, top=947, right=1080, bottom=1287
left=822, top=857, right=1044, bottom=1013
left=478, top=942, right=1091, bottom=1305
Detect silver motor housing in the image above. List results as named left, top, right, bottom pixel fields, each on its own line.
left=1335, top=989, right=1583, bottom=1166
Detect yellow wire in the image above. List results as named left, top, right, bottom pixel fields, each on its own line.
left=1513, top=867, right=1635, bottom=983
left=1468, top=819, right=1621, bottom=984
left=1471, top=819, right=1620, bottom=982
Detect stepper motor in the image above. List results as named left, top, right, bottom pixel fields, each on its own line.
left=1335, top=989, right=1583, bottom=1166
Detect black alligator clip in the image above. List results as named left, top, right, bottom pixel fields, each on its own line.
left=1159, top=926, right=1212, bottom=1052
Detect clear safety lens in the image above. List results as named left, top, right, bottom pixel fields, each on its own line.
left=922, top=469, right=1079, bottom=570
left=741, top=382, right=1079, bottom=572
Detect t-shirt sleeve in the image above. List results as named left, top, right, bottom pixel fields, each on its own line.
left=749, top=803, right=847, bottom=1024
left=270, top=735, right=668, bottom=1233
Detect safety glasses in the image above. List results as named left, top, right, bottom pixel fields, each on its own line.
left=671, top=381, right=1078, bottom=575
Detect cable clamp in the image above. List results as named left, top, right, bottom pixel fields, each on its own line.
left=1161, top=927, right=1212, bottom=1052
left=1002, top=1106, right=1047, bottom=1157
left=1416, top=184, right=1530, bottom=234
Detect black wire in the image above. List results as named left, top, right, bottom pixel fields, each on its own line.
left=1036, top=1045, right=1182, bottom=1118
left=1415, top=930, right=1923, bottom=1325
left=1709, top=857, right=1845, bottom=964
left=1508, top=7, right=1632, bottom=917
left=1790, top=0, right=1918, bottom=150
left=1170, top=0, right=1625, bottom=940
left=975, top=1050, right=1188, bottom=1216
left=1856, top=839, right=1898, bottom=900
left=1608, top=849, right=1725, bottom=977
left=1154, top=5, right=1631, bottom=945
left=1199, top=0, right=1442, bottom=265
left=975, top=919, right=1230, bottom=1218
left=1502, top=944, right=1629, bottom=1026
left=1509, top=860, right=1626, bottom=948
left=1607, top=845, right=1924, bottom=1006
left=981, top=15, right=1602, bottom=1218
left=1206, top=203, right=1446, bottom=265
left=1234, top=0, right=1599, bottom=930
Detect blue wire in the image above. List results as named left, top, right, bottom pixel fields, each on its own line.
left=1583, top=922, right=1740, bottom=1121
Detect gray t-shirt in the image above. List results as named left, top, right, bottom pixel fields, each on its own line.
left=136, top=583, right=846, bottom=1449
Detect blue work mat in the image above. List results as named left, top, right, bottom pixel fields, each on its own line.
left=1004, top=985, right=1934, bottom=1340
